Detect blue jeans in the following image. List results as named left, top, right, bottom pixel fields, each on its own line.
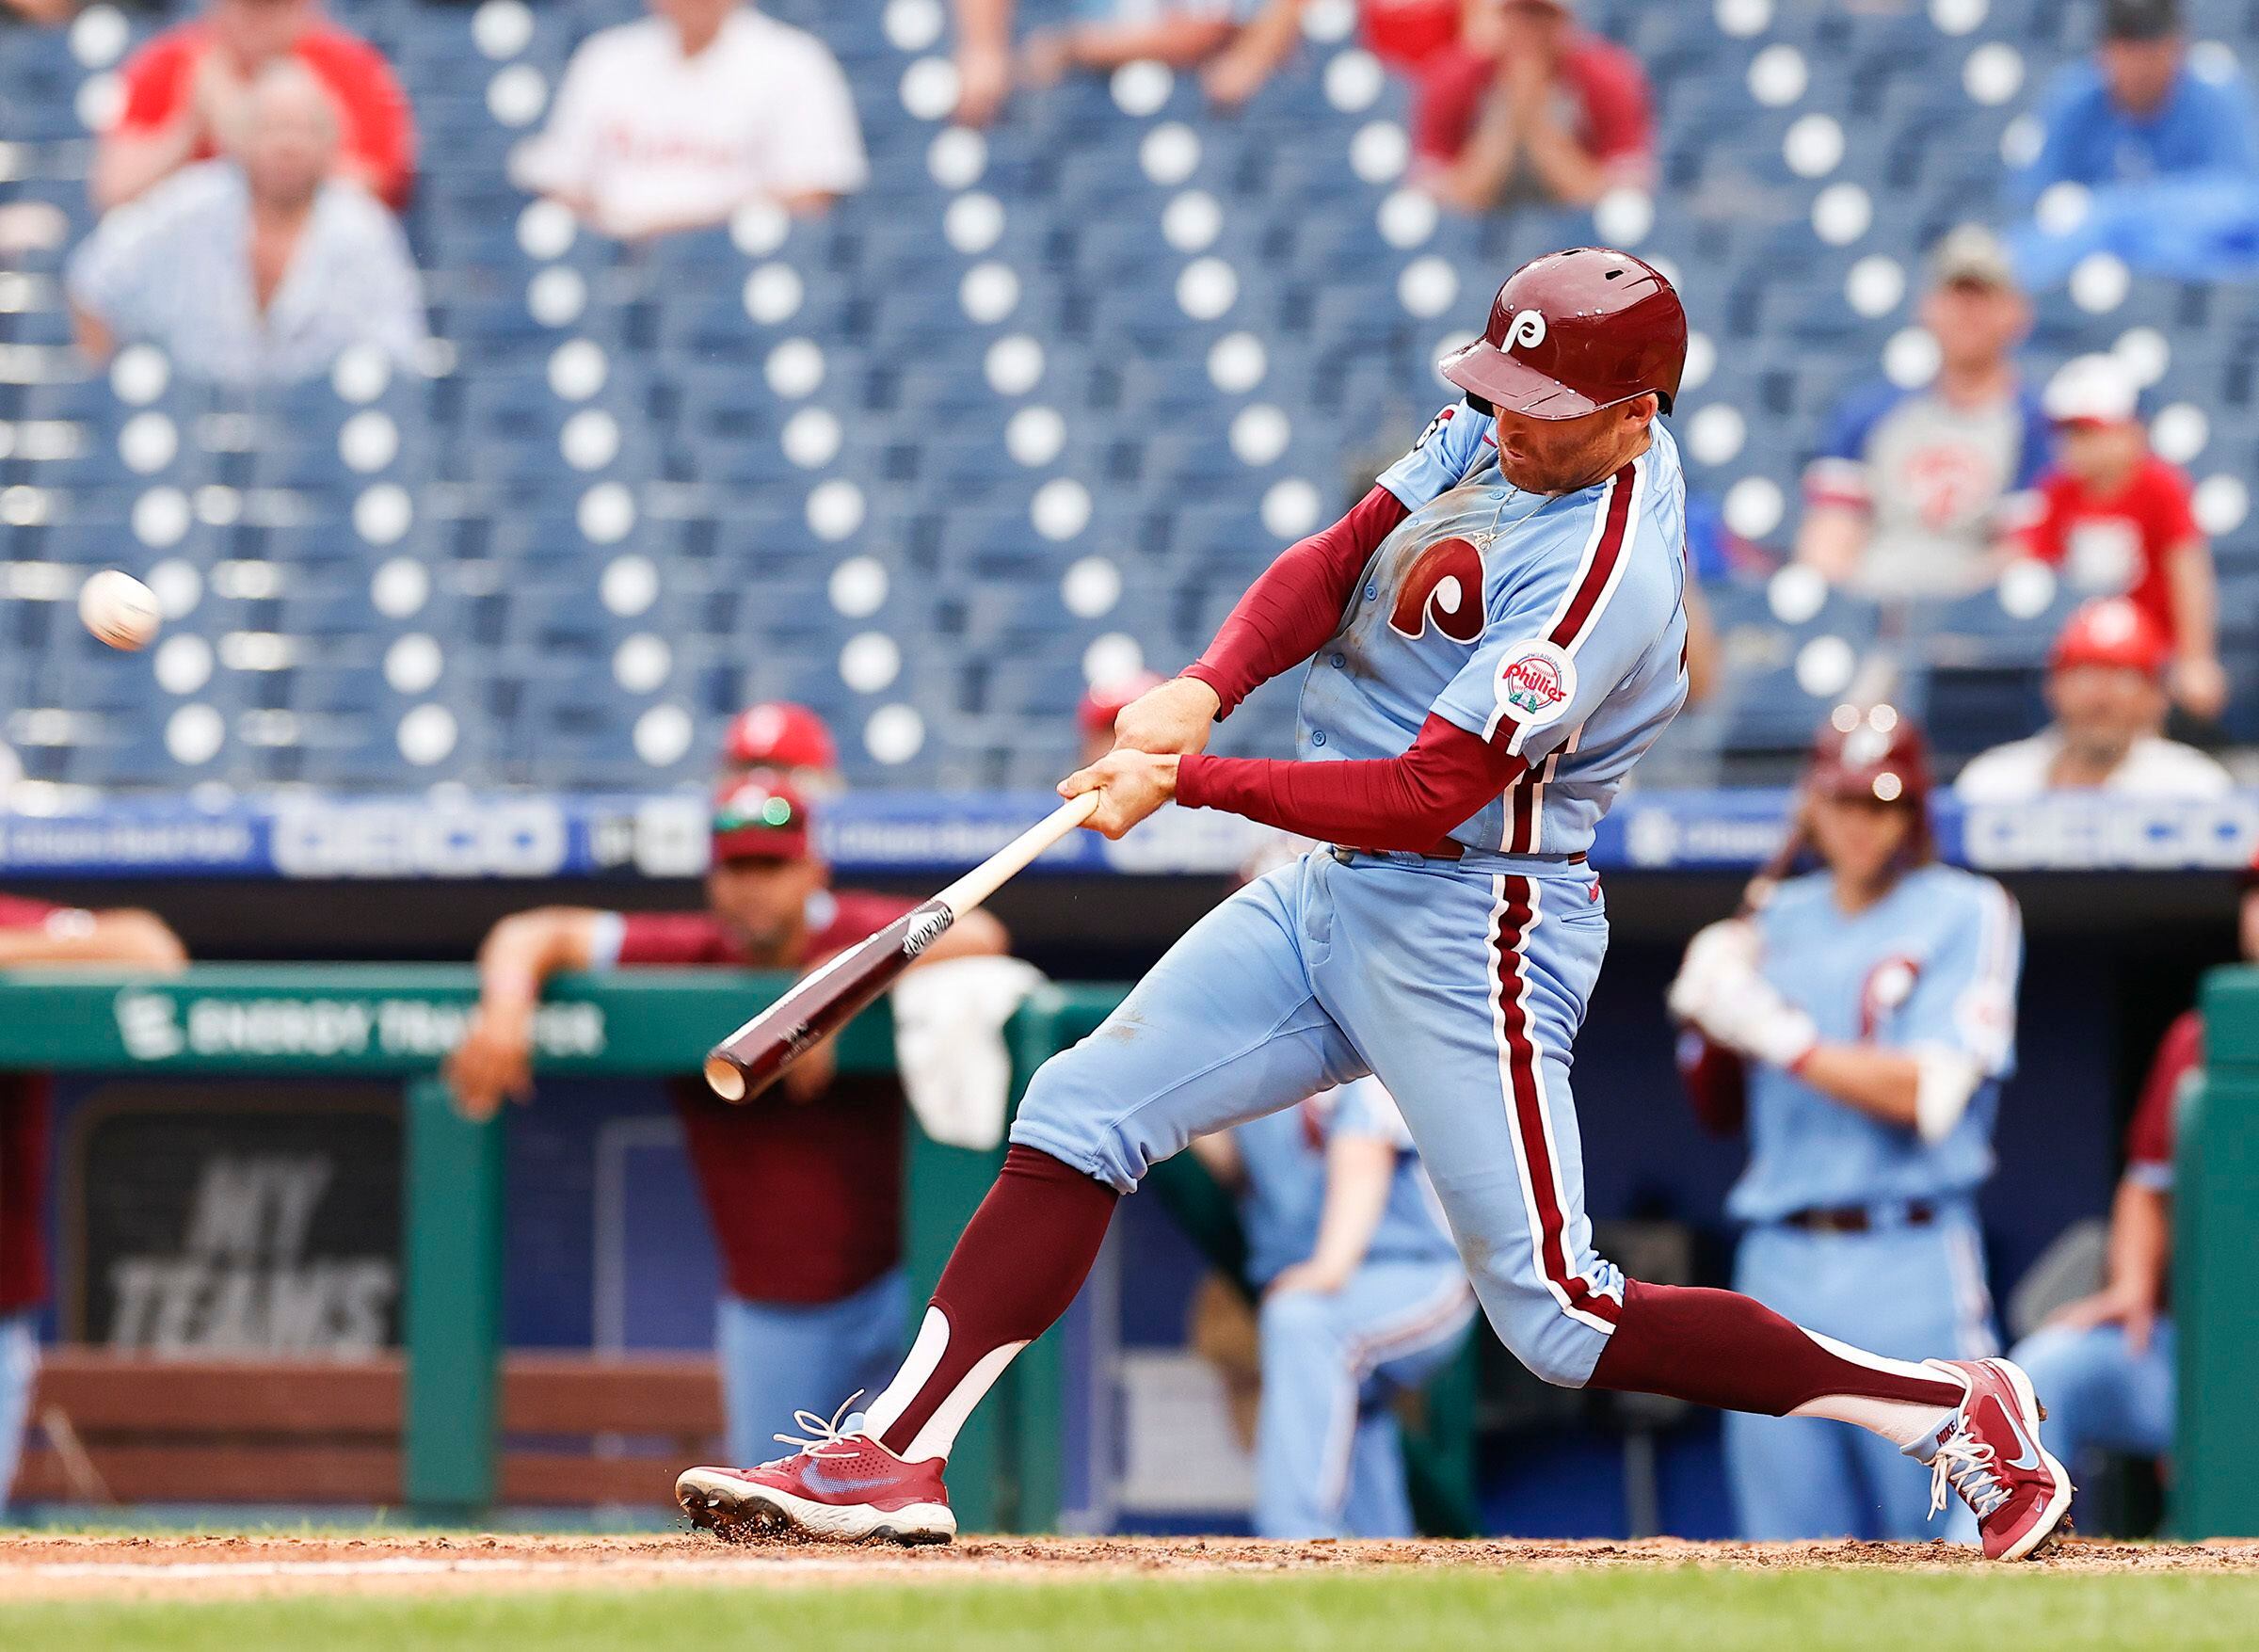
left=1255, top=1259, right=1476, bottom=1538
left=1013, top=850, right=1622, bottom=1392
left=0, top=1312, right=34, bottom=1512
left=1724, top=1211, right=1995, bottom=1541
left=716, top=1270, right=909, bottom=1468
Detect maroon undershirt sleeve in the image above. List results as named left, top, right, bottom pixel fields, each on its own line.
left=1180, top=485, right=1411, bottom=717
left=1175, top=713, right=1526, bottom=851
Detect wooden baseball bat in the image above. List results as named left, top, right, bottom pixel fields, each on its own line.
left=1738, top=815, right=1806, bottom=919
left=703, top=791, right=1099, bottom=1102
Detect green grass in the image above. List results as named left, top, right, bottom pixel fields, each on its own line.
left=6, top=1569, right=2256, bottom=1652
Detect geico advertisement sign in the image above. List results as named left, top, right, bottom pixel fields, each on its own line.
left=272, top=799, right=569, bottom=877
left=114, top=990, right=606, bottom=1061
left=1962, top=795, right=2259, bottom=870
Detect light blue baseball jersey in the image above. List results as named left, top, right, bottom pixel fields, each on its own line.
left=1232, top=1078, right=1457, bottom=1288
left=1301, top=408, right=1690, bottom=856
left=1726, top=864, right=2023, bottom=1224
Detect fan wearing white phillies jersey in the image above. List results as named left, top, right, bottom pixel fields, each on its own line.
left=674, top=249, right=2072, bottom=1564
left=1674, top=708, right=2023, bottom=1541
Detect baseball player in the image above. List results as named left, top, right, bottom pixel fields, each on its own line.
left=446, top=776, right=1005, bottom=1467
left=0, top=892, right=187, bottom=1510
left=676, top=249, right=2071, bottom=1561
left=1189, top=1080, right=1474, bottom=1537
left=1670, top=709, right=2021, bottom=1540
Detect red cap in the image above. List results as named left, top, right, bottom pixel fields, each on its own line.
left=1440, top=248, right=1688, bottom=421
left=723, top=702, right=838, bottom=775
left=711, top=775, right=813, bottom=863
left=2051, top=598, right=2171, bottom=679
left=1078, top=670, right=1166, bottom=735
left=1807, top=703, right=1934, bottom=808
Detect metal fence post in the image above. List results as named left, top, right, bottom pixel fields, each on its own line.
left=402, top=1074, right=505, bottom=1518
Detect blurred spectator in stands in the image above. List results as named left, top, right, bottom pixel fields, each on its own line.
left=953, top=0, right=1257, bottom=124
left=512, top=0, right=865, bottom=238
left=1205, top=0, right=1459, bottom=109
left=449, top=778, right=1008, bottom=1467
left=2008, top=0, right=2259, bottom=287
left=2016, top=354, right=2225, bottom=720
left=1079, top=671, right=1167, bottom=765
left=68, top=62, right=428, bottom=385
left=1796, top=228, right=2049, bottom=600
left=1954, top=599, right=2231, bottom=804
left=1413, top=0, right=1654, bottom=214
left=1, top=893, right=186, bottom=1512
left=93, top=0, right=414, bottom=213
left=722, top=702, right=842, bottom=795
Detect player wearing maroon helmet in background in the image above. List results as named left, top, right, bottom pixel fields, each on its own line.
left=1077, top=671, right=1166, bottom=766
left=0, top=894, right=188, bottom=1512
left=1955, top=598, right=2232, bottom=803
left=1673, top=709, right=2021, bottom=1541
left=447, top=778, right=1006, bottom=1466
left=722, top=702, right=842, bottom=795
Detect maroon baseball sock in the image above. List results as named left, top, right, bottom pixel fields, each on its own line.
left=862, top=1146, right=1118, bottom=1462
left=1590, top=1280, right=1967, bottom=1450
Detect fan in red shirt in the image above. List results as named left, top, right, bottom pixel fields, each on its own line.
left=1204, top=0, right=1465, bottom=109
left=1413, top=0, right=1655, bottom=212
left=2017, top=353, right=2227, bottom=720
left=1985, top=849, right=2259, bottom=1503
left=94, top=0, right=416, bottom=213
left=0, top=893, right=187, bottom=1512
left=447, top=775, right=1008, bottom=1468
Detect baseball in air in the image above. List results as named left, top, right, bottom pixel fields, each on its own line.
left=78, top=569, right=162, bottom=650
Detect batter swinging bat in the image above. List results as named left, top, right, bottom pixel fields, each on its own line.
left=703, top=791, right=1100, bottom=1102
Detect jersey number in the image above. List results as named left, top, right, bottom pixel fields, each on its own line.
left=1388, top=537, right=1485, bottom=643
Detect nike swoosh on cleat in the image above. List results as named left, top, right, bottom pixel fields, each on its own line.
left=1995, top=1401, right=2043, bottom=1473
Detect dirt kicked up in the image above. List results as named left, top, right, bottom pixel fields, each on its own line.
left=1, top=1533, right=2255, bottom=1601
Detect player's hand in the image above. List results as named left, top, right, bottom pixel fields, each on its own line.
left=1059, top=748, right=1178, bottom=839
left=446, top=1002, right=536, bottom=1121
left=1110, top=676, right=1220, bottom=758
left=1666, top=919, right=1759, bottom=1026
left=1688, top=969, right=1818, bottom=1072
left=780, top=1031, right=840, bottom=1104
left=1265, top=1259, right=1348, bottom=1298
left=1202, top=43, right=1273, bottom=109
left=2046, top=1285, right=2158, bottom=1353
left=954, top=41, right=1012, bottom=127
left=2172, top=654, right=2230, bottom=722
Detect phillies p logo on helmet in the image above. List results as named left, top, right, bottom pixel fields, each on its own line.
left=1505, top=311, right=1548, bottom=352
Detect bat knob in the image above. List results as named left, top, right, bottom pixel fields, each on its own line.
left=704, top=1054, right=749, bottom=1102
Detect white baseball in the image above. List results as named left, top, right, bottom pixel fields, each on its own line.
left=79, top=569, right=163, bottom=650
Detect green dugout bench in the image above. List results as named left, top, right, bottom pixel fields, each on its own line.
left=0, top=964, right=1475, bottom=1531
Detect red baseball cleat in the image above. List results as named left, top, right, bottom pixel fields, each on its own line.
left=1922, top=1357, right=2073, bottom=1561
left=675, top=1396, right=955, bottom=1546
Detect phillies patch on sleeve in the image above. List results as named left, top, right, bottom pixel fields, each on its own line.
left=1493, top=639, right=1578, bottom=728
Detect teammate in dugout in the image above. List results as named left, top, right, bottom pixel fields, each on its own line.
left=675, top=249, right=2073, bottom=1561
left=0, top=892, right=188, bottom=1511
left=1670, top=709, right=2021, bottom=1541
left=1189, top=1079, right=1474, bottom=1538
left=446, top=776, right=1005, bottom=1467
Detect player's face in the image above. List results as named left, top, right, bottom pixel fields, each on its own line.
left=1491, top=396, right=1656, bottom=496
left=2049, top=663, right=2162, bottom=759
left=1808, top=794, right=1913, bottom=889
left=706, top=856, right=825, bottom=960
left=2101, top=38, right=2182, bottom=116
left=1921, top=281, right=2028, bottom=373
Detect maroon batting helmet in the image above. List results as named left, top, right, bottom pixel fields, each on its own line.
left=1807, top=703, right=1934, bottom=807
left=1440, top=247, right=1688, bottom=421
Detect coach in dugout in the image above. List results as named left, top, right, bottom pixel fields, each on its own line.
left=0, top=892, right=188, bottom=1510
left=447, top=776, right=1007, bottom=1465
left=1670, top=708, right=2022, bottom=1541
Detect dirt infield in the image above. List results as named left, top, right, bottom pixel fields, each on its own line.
left=1, top=1532, right=2255, bottom=1601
